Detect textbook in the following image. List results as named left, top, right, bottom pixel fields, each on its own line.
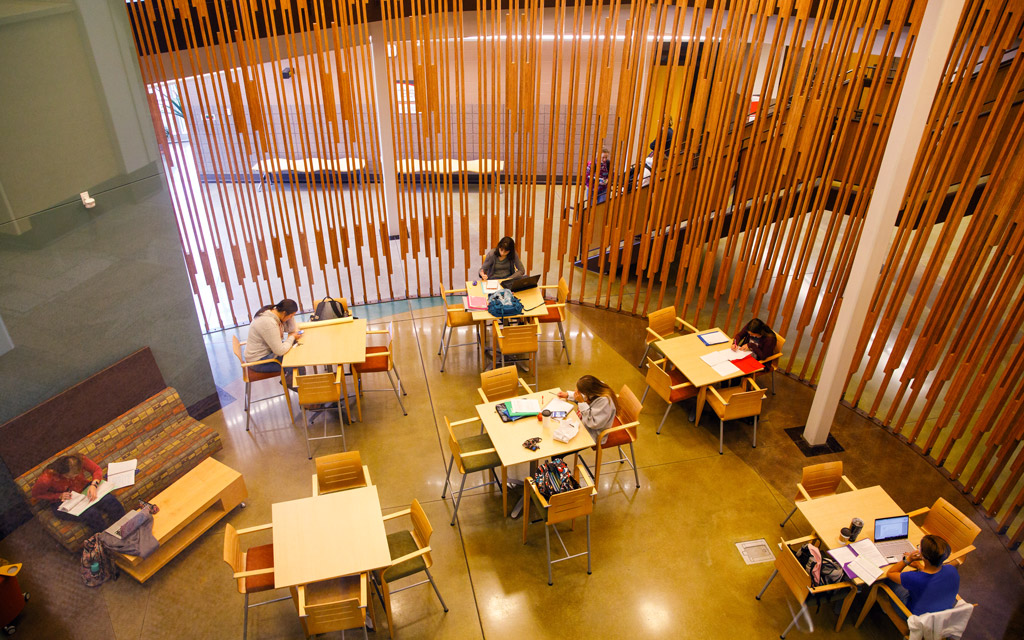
left=828, top=539, right=887, bottom=585
left=465, top=295, right=488, bottom=310
left=58, top=480, right=115, bottom=516
left=107, top=459, right=138, bottom=490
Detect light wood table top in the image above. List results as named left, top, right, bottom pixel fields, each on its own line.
left=272, top=485, right=392, bottom=588
left=465, top=282, right=547, bottom=322
left=797, top=485, right=924, bottom=551
left=476, top=387, right=596, bottom=467
left=657, top=328, right=748, bottom=388
left=283, top=317, right=367, bottom=368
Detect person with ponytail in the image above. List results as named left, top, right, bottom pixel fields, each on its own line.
left=245, top=299, right=303, bottom=383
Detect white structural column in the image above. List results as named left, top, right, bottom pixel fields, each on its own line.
left=802, top=0, right=967, bottom=446
left=368, top=23, right=401, bottom=242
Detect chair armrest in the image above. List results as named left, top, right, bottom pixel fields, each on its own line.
left=477, top=388, right=489, bottom=403
left=946, top=545, right=975, bottom=565
left=233, top=567, right=275, bottom=579
left=796, top=483, right=813, bottom=501
left=450, top=416, right=483, bottom=427
left=492, top=322, right=505, bottom=338
left=669, top=381, right=695, bottom=390
left=389, top=546, right=431, bottom=567
left=810, top=581, right=857, bottom=594
left=538, top=284, right=558, bottom=290
left=236, top=523, right=273, bottom=535
left=906, top=506, right=930, bottom=518
left=646, top=327, right=666, bottom=341
left=518, top=378, right=533, bottom=394
left=360, top=573, right=368, bottom=607
left=783, top=533, right=819, bottom=547
left=544, top=302, right=566, bottom=309
left=707, top=386, right=728, bottom=404
left=296, top=584, right=308, bottom=616
left=362, top=465, right=372, bottom=486
left=525, top=477, right=550, bottom=508
left=574, top=463, right=597, bottom=494
left=366, top=329, right=389, bottom=335
left=445, top=288, right=468, bottom=295
left=841, top=475, right=857, bottom=492
left=675, top=317, right=698, bottom=333
left=598, top=420, right=638, bottom=441
left=312, top=473, right=319, bottom=496
left=240, top=356, right=281, bottom=368
left=876, top=582, right=913, bottom=618
left=760, top=352, right=782, bottom=364
left=382, top=508, right=412, bottom=522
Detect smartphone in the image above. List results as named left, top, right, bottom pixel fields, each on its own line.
left=550, top=410, right=568, bottom=419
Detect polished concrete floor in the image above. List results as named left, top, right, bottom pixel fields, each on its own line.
left=2, top=302, right=1023, bottom=639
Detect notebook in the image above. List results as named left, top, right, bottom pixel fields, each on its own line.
left=500, top=274, right=540, bottom=292
left=873, top=515, right=916, bottom=560
left=465, top=295, right=488, bottom=310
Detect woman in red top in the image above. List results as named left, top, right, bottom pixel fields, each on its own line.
left=32, top=454, right=125, bottom=532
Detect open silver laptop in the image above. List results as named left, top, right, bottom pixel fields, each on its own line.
left=873, top=515, right=916, bottom=561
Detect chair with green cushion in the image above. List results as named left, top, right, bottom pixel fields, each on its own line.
left=374, top=499, right=448, bottom=638
left=441, top=416, right=506, bottom=525
left=522, top=464, right=596, bottom=585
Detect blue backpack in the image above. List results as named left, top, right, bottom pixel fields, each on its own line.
left=487, top=289, right=524, bottom=318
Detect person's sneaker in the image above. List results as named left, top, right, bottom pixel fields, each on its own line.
left=365, top=616, right=375, bottom=631
left=687, top=411, right=696, bottom=422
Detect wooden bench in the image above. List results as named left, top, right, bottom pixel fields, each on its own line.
left=114, top=458, right=246, bottom=583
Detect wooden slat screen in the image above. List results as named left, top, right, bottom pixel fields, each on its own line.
left=127, top=1, right=1024, bottom=553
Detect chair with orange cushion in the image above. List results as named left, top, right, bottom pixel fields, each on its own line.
left=352, top=325, right=407, bottom=420
left=438, top=283, right=481, bottom=372
left=232, top=335, right=293, bottom=432
left=537, top=277, right=571, bottom=364
left=638, top=306, right=698, bottom=368
left=591, top=385, right=643, bottom=491
left=641, top=357, right=698, bottom=434
left=222, top=522, right=290, bottom=640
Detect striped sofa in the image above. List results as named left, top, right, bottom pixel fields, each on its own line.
left=14, top=387, right=221, bottom=553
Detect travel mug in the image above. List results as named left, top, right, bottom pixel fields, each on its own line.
left=849, top=517, right=863, bottom=542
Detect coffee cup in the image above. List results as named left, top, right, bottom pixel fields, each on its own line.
left=839, top=527, right=851, bottom=544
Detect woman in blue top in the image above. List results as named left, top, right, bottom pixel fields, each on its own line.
left=883, top=534, right=960, bottom=617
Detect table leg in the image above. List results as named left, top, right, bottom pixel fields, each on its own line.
left=502, top=467, right=508, bottom=517
left=281, top=370, right=295, bottom=422
left=339, top=366, right=355, bottom=423
left=694, top=386, right=707, bottom=426
left=479, top=321, right=487, bottom=370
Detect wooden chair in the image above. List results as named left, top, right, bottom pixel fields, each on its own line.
left=295, top=371, right=347, bottom=459
left=537, top=277, right=571, bottom=364
left=352, top=325, right=407, bottom=420
left=441, top=416, right=506, bottom=525
left=522, top=464, right=596, bottom=585
left=854, top=581, right=974, bottom=638
left=222, top=522, right=290, bottom=640
left=754, top=331, right=786, bottom=395
left=492, top=320, right=541, bottom=389
left=780, top=461, right=856, bottom=527
left=638, top=306, right=698, bottom=367
left=755, top=535, right=858, bottom=637
left=477, top=365, right=532, bottom=403
left=293, top=573, right=372, bottom=639
left=375, top=499, right=449, bottom=638
left=641, top=356, right=698, bottom=434
left=592, top=385, right=643, bottom=491
left=438, top=283, right=481, bottom=372
left=232, top=335, right=292, bottom=431
left=312, top=451, right=372, bottom=496
left=906, top=497, right=981, bottom=566
left=706, top=378, right=765, bottom=454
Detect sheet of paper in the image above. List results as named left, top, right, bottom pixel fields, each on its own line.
left=544, top=398, right=574, bottom=413
left=847, top=556, right=884, bottom=585
left=509, top=398, right=541, bottom=415
left=107, top=459, right=138, bottom=490
left=60, top=480, right=115, bottom=516
left=850, top=539, right=888, bottom=567
left=698, top=330, right=730, bottom=345
left=700, top=350, right=733, bottom=366
left=727, top=348, right=752, bottom=361
left=712, top=361, right=741, bottom=376
left=828, top=546, right=857, bottom=566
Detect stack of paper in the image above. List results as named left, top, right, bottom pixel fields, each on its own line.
left=698, top=330, right=730, bottom=346
left=828, top=539, right=888, bottom=585
left=543, top=398, right=574, bottom=413
left=482, top=280, right=502, bottom=293
left=508, top=398, right=541, bottom=417
left=107, top=459, right=138, bottom=489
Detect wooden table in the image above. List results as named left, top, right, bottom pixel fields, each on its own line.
left=284, top=317, right=367, bottom=421
left=797, top=485, right=924, bottom=551
left=271, top=485, right=392, bottom=588
left=465, top=282, right=548, bottom=369
left=657, top=328, right=748, bottom=425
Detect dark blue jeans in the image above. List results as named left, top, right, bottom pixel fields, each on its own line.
left=53, top=493, right=126, bottom=533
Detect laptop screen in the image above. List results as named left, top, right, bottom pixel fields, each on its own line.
left=874, top=515, right=910, bottom=542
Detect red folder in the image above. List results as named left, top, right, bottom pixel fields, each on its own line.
left=733, top=355, right=764, bottom=374
left=465, top=295, right=488, bottom=310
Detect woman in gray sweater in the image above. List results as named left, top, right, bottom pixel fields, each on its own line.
left=244, top=299, right=302, bottom=383
left=478, top=236, right=526, bottom=281
left=557, top=375, right=619, bottom=444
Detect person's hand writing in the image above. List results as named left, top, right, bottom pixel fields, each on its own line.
left=87, top=484, right=98, bottom=501
left=480, top=273, right=488, bottom=281
left=61, top=491, right=72, bottom=501
left=557, top=391, right=568, bottom=399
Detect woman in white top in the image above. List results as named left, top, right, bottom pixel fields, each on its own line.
left=557, top=375, right=619, bottom=444
left=244, top=299, right=303, bottom=383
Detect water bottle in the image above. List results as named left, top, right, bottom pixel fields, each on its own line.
left=90, top=561, right=100, bottom=574
left=849, top=517, right=864, bottom=542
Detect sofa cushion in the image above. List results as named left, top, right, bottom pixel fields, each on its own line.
left=15, top=387, right=221, bottom=552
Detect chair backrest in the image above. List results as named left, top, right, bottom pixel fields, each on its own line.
left=646, top=306, right=678, bottom=342
left=615, top=384, right=642, bottom=441
left=296, top=373, right=340, bottom=405
left=444, top=417, right=468, bottom=474
left=231, top=336, right=251, bottom=383
left=773, top=331, right=786, bottom=354
left=315, top=451, right=367, bottom=494
left=298, top=576, right=365, bottom=636
left=409, top=499, right=435, bottom=569
left=546, top=484, right=595, bottom=525
left=496, top=323, right=539, bottom=354
left=720, top=379, right=764, bottom=420
left=775, top=538, right=812, bottom=605
left=799, top=461, right=845, bottom=499
left=556, top=277, right=569, bottom=305
left=479, top=366, right=523, bottom=402
left=921, top=498, right=981, bottom=556
left=644, top=358, right=675, bottom=403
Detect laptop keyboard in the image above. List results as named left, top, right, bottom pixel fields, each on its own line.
left=875, top=539, right=915, bottom=560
